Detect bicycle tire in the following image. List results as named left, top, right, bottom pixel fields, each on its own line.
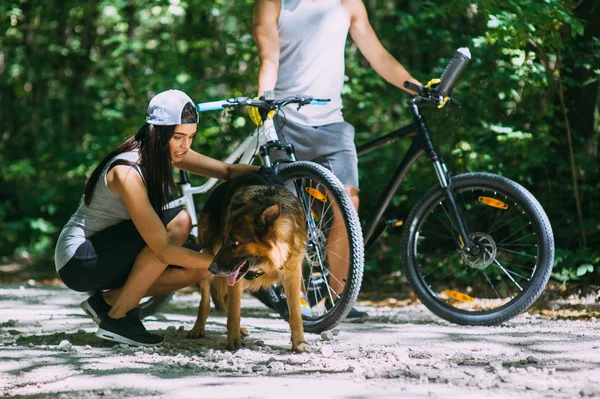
left=138, top=292, right=174, bottom=319
left=278, top=161, right=364, bottom=333
left=401, top=172, right=554, bottom=325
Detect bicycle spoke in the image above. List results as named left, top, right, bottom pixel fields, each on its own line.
left=494, top=258, right=535, bottom=272
left=481, top=269, right=501, bottom=299
left=497, top=247, right=538, bottom=259
left=491, top=258, right=524, bottom=291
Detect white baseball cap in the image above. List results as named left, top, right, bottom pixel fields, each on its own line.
left=146, top=89, right=198, bottom=125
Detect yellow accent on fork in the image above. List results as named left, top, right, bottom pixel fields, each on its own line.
left=310, top=209, right=319, bottom=222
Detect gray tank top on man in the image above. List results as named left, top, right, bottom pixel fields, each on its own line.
left=54, top=151, right=142, bottom=271
left=275, top=0, right=350, bottom=126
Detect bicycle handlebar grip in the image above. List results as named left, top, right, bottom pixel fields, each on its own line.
left=403, top=81, right=422, bottom=94
left=436, top=47, right=471, bottom=97
left=197, top=100, right=228, bottom=112
left=309, top=99, right=329, bottom=105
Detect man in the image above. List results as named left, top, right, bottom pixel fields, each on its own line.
left=252, top=0, right=420, bottom=321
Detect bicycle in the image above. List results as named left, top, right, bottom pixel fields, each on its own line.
left=353, top=48, right=554, bottom=325
left=139, top=94, right=365, bottom=334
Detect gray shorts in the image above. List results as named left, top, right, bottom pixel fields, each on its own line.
left=275, top=117, right=359, bottom=189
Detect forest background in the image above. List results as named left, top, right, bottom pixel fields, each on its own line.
left=1, top=0, right=599, bottom=290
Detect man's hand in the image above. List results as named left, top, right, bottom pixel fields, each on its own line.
left=249, top=96, right=276, bottom=126
left=249, top=97, right=268, bottom=126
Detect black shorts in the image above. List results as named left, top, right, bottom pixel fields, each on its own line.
left=58, top=207, right=189, bottom=292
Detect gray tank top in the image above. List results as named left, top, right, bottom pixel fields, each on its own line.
left=275, top=0, right=350, bottom=126
left=54, top=151, right=142, bottom=271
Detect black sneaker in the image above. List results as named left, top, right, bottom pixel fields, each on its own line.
left=81, top=291, right=111, bottom=325
left=325, top=299, right=369, bottom=323
left=345, top=307, right=369, bottom=323
left=96, top=308, right=164, bottom=347
left=252, top=286, right=290, bottom=320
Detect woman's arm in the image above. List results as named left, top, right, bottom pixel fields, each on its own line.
left=109, top=165, right=214, bottom=268
left=176, top=149, right=259, bottom=180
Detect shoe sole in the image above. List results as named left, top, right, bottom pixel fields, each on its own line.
left=81, top=300, right=101, bottom=325
left=96, top=328, right=163, bottom=347
left=344, top=316, right=369, bottom=324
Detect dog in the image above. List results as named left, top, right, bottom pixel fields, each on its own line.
left=187, top=172, right=309, bottom=352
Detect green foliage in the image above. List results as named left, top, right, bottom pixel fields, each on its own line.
left=1, top=0, right=598, bottom=286
left=552, top=248, right=598, bottom=281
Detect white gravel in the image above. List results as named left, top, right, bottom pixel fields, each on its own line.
left=0, top=284, right=599, bottom=398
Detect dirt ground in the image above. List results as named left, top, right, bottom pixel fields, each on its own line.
left=1, top=281, right=600, bottom=399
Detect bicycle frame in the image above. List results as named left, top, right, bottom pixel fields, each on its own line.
left=358, top=98, right=473, bottom=252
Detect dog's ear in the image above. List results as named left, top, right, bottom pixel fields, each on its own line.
left=258, top=202, right=281, bottom=227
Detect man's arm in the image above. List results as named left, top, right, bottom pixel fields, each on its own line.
left=344, top=0, right=420, bottom=94
left=253, top=0, right=281, bottom=95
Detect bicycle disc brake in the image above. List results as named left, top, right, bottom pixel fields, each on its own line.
left=460, top=232, right=497, bottom=270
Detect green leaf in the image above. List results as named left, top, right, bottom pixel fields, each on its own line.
left=576, top=264, right=594, bottom=277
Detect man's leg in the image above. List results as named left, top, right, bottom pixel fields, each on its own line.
left=274, top=118, right=367, bottom=320
left=327, top=186, right=359, bottom=295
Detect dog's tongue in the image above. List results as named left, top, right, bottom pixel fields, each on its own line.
left=227, top=268, right=239, bottom=286
left=227, top=260, right=247, bottom=286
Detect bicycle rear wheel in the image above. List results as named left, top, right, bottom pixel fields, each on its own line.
left=278, top=161, right=364, bottom=333
left=401, top=172, right=554, bottom=325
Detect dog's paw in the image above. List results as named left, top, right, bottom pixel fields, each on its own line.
left=292, top=342, right=310, bottom=353
left=187, top=327, right=205, bottom=339
left=226, top=337, right=245, bottom=351
left=240, top=327, right=250, bottom=338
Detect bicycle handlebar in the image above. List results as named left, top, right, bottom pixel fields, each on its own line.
left=196, top=95, right=330, bottom=113
left=197, top=100, right=229, bottom=112
left=404, top=47, right=471, bottom=108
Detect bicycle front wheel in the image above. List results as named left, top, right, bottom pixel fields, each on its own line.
left=401, top=172, right=554, bottom=325
left=279, top=161, right=364, bottom=333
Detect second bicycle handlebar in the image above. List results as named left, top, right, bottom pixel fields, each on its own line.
left=404, top=47, right=471, bottom=107
left=197, top=95, right=330, bottom=113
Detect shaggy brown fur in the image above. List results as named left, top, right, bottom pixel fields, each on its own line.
left=187, top=173, right=308, bottom=352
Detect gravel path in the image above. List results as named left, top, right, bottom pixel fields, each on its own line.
left=1, top=283, right=599, bottom=398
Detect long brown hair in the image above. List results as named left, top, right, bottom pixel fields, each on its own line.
left=83, top=102, right=197, bottom=219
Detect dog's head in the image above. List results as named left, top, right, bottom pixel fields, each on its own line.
left=208, top=187, right=285, bottom=286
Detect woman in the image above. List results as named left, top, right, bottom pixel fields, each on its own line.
left=54, top=89, right=259, bottom=347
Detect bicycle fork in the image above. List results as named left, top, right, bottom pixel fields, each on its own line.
left=413, top=101, right=474, bottom=253
left=435, top=165, right=473, bottom=253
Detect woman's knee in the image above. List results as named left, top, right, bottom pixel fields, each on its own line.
left=182, top=266, right=210, bottom=284
left=167, top=209, right=192, bottom=244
